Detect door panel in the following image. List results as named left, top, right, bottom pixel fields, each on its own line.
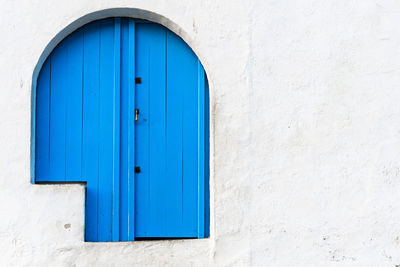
left=135, top=23, right=201, bottom=237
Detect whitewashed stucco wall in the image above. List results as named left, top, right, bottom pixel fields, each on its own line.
left=1, top=0, right=400, bottom=266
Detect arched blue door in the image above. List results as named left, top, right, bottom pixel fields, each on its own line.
left=34, top=18, right=209, bottom=242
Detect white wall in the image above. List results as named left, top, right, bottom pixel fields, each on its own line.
left=1, top=0, right=400, bottom=266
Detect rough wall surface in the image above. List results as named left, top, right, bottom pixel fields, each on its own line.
left=1, top=0, right=400, bottom=266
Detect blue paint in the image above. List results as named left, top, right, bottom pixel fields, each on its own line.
left=197, top=60, right=205, bottom=238
left=82, top=20, right=101, bottom=240
left=34, top=18, right=209, bottom=242
left=205, top=75, right=210, bottom=238
left=97, top=18, right=115, bottom=242
left=127, top=19, right=136, bottom=241
left=112, top=17, right=121, bottom=242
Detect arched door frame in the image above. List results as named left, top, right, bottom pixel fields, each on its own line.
left=30, top=8, right=214, bottom=240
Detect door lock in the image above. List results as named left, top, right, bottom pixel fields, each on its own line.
left=135, top=109, right=139, bottom=122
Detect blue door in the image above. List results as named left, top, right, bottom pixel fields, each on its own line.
left=34, top=18, right=209, bottom=242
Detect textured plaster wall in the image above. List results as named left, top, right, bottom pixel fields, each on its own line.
left=1, top=0, right=400, bottom=266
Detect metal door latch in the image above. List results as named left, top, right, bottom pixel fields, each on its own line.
left=135, top=109, right=139, bottom=122
left=135, top=166, right=141, bottom=173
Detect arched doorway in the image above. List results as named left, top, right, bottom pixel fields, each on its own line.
left=33, top=17, right=209, bottom=242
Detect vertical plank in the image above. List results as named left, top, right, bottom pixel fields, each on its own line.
left=82, top=21, right=100, bottom=241
left=65, top=30, right=84, bottom=181
left=97, top=18, right=115, bottom=241
left=119, top=18, right=129, bottom=241
left=205, top=75, right=210, bottom=238
left=134, top=23, right=151, bottom=237
left=119, top=18, right=136, bottom=241
left=197, top=61, right=205, bottom=238
left=166, top=31, right=197, bottom=236
left=135, top=24, right=167, bottom=237
left=112, top=17, right=121, bottom=242
left=148, top=26, right=167, bottom=235
left=49, top=41, right=68, bottom=181
left=35, top=57, right=51, bottom=181
left=127, top=19, right=136, bottom=241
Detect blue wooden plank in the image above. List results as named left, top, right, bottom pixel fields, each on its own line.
left=49, top=41, right=68, bottom=181
left=134, top=23, right=155, bottom=237
left=119, top=18, right=129, bottom=241
left=35, top=57, right=51, bottom=181
left=97, top=18, right=115, bottom=241
left=127, top=19, right=136, bottom=241
left=65, top=30, right=84, bottom=182
left=166, top=31, right=196, bottom=237
left=112, top=17, right=121, bottom=242
left=205, top=74, right=210, bottom=238
left=197, top=60, right=205, bottom=238
left=118, top=18, right=136, bottom=241
left=82, top=20, right=101, bottom=241
left=148, top=26, right=167, bottom=236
